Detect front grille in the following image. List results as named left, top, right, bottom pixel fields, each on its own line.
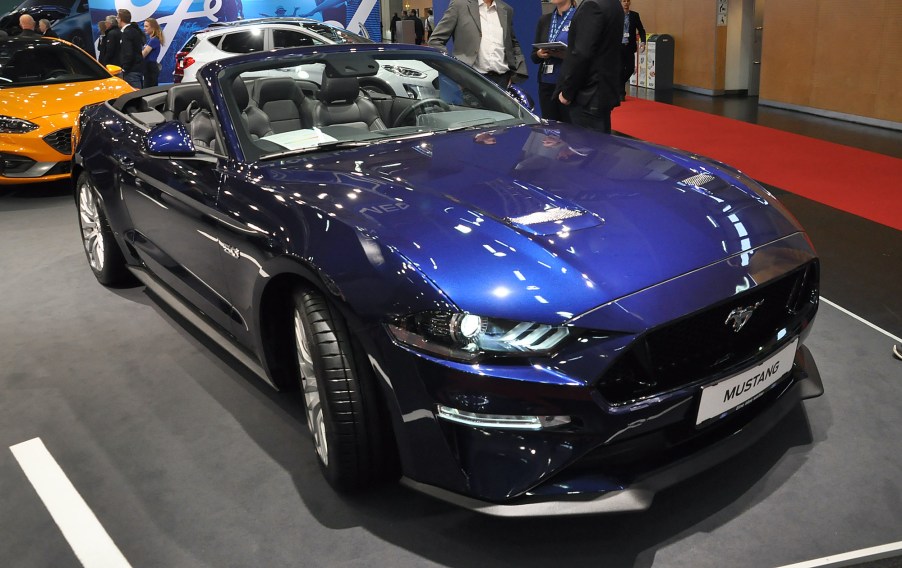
left=43, top=128, right=72, bottom=155
left=597, top=261, right=819, bottom=405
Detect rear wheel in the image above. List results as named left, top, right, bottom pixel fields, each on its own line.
left=76, top=173, right=135, bottom=287
left=292, top=288, right=398, bottom=491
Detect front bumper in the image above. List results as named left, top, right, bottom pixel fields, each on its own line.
left=401, top=345, right=822, bottom=516
left=0, top=132, right=72, bottom=184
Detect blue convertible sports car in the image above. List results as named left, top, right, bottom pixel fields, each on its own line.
left=73, top=44, right=822, bottom=516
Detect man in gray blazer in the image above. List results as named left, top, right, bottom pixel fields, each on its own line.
left=428, top=0, right=527, bottom=87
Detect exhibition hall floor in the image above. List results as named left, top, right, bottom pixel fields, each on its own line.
left=1, top=95, right=900, bottom=567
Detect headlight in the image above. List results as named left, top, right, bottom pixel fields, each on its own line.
left=381, top=64, right=427, bottom=79
left=388, top=311, right=573, bottom=362
left=0, top=116, right=39, bottom=134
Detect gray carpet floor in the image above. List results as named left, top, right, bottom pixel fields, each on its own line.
left=2, top=187, right=900, bottom=567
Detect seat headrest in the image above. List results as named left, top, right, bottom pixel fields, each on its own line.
left=169, top=84, right=204, bottom=119
left=318, top=75, right=360, bottom=105
left=256, top=77, right=304, bottom=105
left=232, top=76, right=250, bottom=110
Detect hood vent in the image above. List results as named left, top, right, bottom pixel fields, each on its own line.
left=508, top=207, right=584, bottom=226
left=679, top=173, right=716, bottom=187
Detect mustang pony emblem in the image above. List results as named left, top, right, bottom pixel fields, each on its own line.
left=725, top=300, right=764, bottom=332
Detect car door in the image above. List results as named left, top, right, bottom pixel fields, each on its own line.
left=115, top=109, right=238, bottom=333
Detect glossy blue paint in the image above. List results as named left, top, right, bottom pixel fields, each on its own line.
left=144, top=121, right=196, bottom=155
left=73, top=45, right=823, bottom=510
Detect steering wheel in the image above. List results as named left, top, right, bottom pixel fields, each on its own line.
left=45, top=69, right=69, bottom=79
left=392, top=98, right=451, bottom=127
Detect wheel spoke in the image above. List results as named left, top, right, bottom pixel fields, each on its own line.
left=295, top=308, right=327, bottom=465
left=78, top=184, right=104, bottom=271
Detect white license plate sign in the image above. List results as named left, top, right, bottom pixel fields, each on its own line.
left=696, top=338, right=799, bottom=426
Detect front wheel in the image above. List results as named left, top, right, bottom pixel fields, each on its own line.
left=292, top=288, right=398, bottom=491
left=76, top=173, right=135, bottom=287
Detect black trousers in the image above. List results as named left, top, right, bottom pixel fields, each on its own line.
left=144, top=60, right=160, bottom=88
left=482, top=71, right=513, bottom=88
left=568, top=105, right=612, bottom=134
left=620, top=45, right=636, bottom=96
left=538, top=82, right=570, bottom=123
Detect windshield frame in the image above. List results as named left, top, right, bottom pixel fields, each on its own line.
left=214, top=46, right=539, bottom=163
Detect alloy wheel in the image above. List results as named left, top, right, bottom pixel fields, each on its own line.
left=295, top=309, right=328, bottom=466
left=78, top=181, right=104, bottom=273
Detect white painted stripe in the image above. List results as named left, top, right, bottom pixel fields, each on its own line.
left=821, top=296, right=902, bottom=344
left=775, top=540, right=902, bottom=568
left=10, top=438, right=132, bottom=568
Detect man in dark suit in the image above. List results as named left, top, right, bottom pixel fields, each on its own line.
left=557, top=0, right=622, bottom=133
left=17, top=15, right=42, bottom=37
left=428, top=0, right=527, bottom=87
left=39, top=19, right=58, bottom=38
left=619, top=0, right=646, bottom=101
left=116, top=9, right=146, bottom=89
left=102, top=16, right=121, bottom=67
left=406, top=9, right=425, bottom=45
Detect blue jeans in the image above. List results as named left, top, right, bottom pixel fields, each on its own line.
left=123, top=71, right=143, bottom=89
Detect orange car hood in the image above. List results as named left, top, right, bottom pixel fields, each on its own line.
left=2, top=78, right=133, bottom=122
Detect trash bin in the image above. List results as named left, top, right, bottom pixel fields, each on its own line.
left=647, top=33, right=674, bottom=90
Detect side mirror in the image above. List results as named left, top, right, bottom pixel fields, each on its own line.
left=506, top=84, right=535, bottom=113
left=106, top=64, right=122, bottom=76
left=145, top=121, right=196, bottom=156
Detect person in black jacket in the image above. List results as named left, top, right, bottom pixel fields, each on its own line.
left=406, top=9, right=424, bottom=45
left=531, top=0, right=576, bottom=122
left=556, top=0, right=622, bottom=134
left=390, top=13, right=400, bottom=42
left=102, top=16, right=121, bottom=66
left=619, top=0, right=645, bottom=101
left=96, top=20, right=108, bottom=61
left=116, top=9, right=146, bottom=88
left=17, top=15, right=41, bottom=37
left=39, top=19, right=58, bottom=38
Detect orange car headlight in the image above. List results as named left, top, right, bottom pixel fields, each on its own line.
left=0, top=115, right=39, bottom=134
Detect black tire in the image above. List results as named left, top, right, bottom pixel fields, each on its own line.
left=76, top=172, right=135, bottom=287
left=292, top=288, right=398, bottom=491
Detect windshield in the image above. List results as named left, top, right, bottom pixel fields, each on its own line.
left=219, top=49, right=538, bottom=161
left=0, top=39, right=109, bottom=87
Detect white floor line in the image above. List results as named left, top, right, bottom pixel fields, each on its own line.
left=775, top=540, right=902, bottom=568
left=10, top=438, right=132, bottom=568
left=821, top=296, right=902, bottom=344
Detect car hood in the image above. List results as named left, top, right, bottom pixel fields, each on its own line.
left=1, top=79, right=131, bottom=122
left=262, top=124, right=804, bottom=324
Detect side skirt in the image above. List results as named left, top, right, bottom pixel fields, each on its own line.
left=128, top=266, right=277, bottom=390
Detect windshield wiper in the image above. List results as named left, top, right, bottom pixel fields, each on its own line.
left=261, top=131, right=437, bottom=160
left=261, top=140, right=374, bottom=160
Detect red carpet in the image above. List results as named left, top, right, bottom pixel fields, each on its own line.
left=613, top=98, right=902, bottom=231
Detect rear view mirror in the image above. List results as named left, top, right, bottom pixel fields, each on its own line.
left=106, top=64, right=122, bottom=76
left=144, top=121, right=196, bottom=156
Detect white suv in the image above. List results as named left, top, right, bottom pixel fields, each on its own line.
left=174, top=18, right=438, bottom=99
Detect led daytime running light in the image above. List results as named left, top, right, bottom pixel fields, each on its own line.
left=436, top=405, right=571, bottom=430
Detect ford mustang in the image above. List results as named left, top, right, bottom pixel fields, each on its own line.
left=0, top=36, right=131, bottom=184
left=72, top=44, right=822, bottom=516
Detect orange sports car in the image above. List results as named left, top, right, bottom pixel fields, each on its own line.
left=0, top=36, right=133, bottom=185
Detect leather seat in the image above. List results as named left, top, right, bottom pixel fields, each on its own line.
left=310, top=75, right=386, bottom=132
left=232, top=77, right=273, bottom=140
left=184, top=104, right=218, bottom=152
left=252, top=78, right=312, bottom=134
left=165, top=84, right=205, bottom=122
